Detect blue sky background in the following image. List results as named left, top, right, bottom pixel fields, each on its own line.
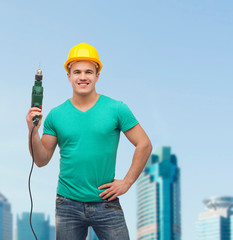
left=0, top=1, right=233, bottom=239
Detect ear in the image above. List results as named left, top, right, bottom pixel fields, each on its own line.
left=95, top=72, right=100, bottom=83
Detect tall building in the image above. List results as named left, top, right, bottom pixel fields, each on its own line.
left=196, top=196, right=233, bottom=240
left=137, top=146, right=181, bottom=240
left=17, top=212, right=51, bottom=240
left=86, top=227, right=98, bottom=240
left=49, top=225, right=56, bottom=240
left=0, top=193, right=13, bottom=240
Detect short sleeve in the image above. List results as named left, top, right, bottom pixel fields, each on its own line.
left=118, top=101, right=139, bottom=132
left=43, top=110, right=57, bottom=136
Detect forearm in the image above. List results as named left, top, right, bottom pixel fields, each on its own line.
left=28, top=130, right=49, bottom=167
left=98, top=138, right=152, bottom=201
left=98, top=124, right=152, bottom=201
left=123, top=142, right=152, bottom=187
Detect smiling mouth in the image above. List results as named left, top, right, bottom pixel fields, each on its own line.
left=78, top=83, right=89, bottom=86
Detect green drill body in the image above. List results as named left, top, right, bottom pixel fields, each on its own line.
left=31, top=69, right=43, bottom=124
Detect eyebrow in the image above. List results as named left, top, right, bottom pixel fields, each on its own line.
left=73, top=69, right=94, bottom=73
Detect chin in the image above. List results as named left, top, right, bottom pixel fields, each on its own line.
left=76, top=91, right=91, bottom=96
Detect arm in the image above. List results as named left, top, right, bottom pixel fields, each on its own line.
left=26, top=107, right=57, bottom=167
left=99, top=123, right=152, bottom=201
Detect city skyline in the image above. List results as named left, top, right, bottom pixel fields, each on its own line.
left=1, top=146, right=233, bottom=239
left=0, top=196, right=55, bottom=240
left=0, top=1, right=232, bottom=239
left=17, top=212, right=54, bottom=240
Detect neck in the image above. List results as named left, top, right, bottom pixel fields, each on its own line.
left=71, top=91, right=100, bottom=108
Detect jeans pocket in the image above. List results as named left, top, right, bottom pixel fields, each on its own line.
left=56, top=194, right=66, bottom=207
left=105, top=204, right=122, bottom=210
left=105, top=199, right=122, bottom=211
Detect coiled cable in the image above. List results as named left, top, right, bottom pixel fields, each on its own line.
left=28, top=120, right=39, bottom=240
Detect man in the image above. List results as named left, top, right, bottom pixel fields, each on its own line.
left=26, top=43, right=152, bottom=240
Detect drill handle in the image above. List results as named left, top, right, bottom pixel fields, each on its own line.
left=31, top=69, right=43, bottom=126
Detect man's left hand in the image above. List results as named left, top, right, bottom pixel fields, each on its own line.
left=98, top=179, right=131, bottom=201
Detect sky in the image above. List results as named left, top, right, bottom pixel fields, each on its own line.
left=0, top=0, right=233, bottom=239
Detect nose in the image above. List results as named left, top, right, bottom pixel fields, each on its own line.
left=79, top=72, right=87, bottom=80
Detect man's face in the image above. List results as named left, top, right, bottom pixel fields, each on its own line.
left=67, top=61, right=100, bottom=96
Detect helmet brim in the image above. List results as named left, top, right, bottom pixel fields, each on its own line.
left=64, top=57, right=103, bottom=73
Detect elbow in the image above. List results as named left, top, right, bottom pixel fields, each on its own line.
left=35, top=152, right=50, bottom=168
left=147, top=140, right=153, bottom=155
left=143, top=138, right=153, bottom=156
left=138, top=138, right=153, bottom=154
left=35, top=162, right=46, bottom=168
left=34, top=158, right=49, bottom=168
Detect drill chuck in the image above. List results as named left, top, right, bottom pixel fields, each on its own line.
left=35, top=69, right=43, bottom=81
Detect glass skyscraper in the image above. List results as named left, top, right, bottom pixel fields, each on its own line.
left=0, top=193, right=12, bottom=240
left=196, top=196, right=233, bottom=240
left=50, top=225, right=56, bottom=240
left=86, top=227, right=98, bottom=240
left=137, top=146, right=181, bottom=240
left=17, top=212, right=51, bottom=240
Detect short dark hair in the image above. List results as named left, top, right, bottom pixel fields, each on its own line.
left=68, top=62, right=99, bottom=74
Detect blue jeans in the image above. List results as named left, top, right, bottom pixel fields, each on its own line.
left=55, top=194, right=130, bottom=240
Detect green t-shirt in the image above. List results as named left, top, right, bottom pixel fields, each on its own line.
left=43, top=95, right=138, bottom=202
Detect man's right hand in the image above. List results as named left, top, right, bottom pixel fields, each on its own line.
left=26, top=107, right=43, bottom=133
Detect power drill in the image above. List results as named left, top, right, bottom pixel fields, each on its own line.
left=29, top=68, right=44, bottom=240
left=31, top=68, right=43, bottom=126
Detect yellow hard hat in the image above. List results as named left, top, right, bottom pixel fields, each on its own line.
left=64, top=43, right=103, bottom=73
